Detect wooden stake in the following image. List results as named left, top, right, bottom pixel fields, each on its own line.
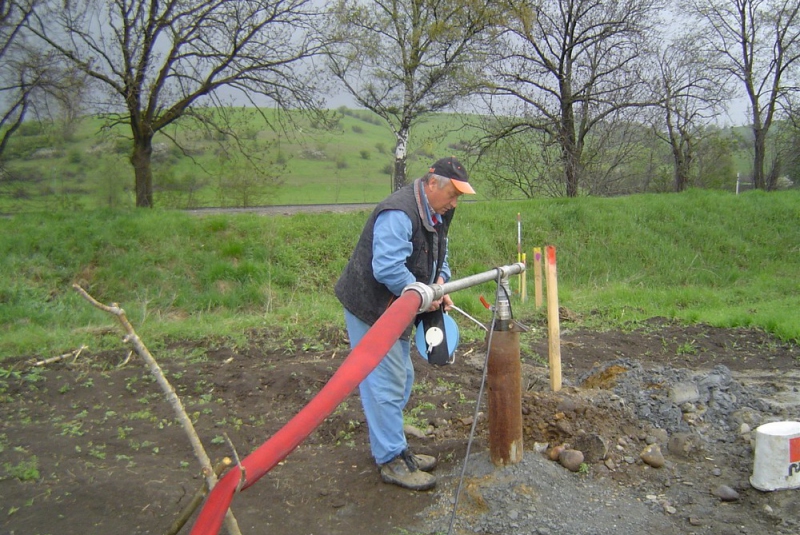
left=533, top=247, right=543, bottom=309
left=517, top=213, right=522, bottom=296
left=545, top=246, right=562, bottom=391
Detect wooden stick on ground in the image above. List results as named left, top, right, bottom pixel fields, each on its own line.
left=72, top=284, right=242, bottom=535
left=33, top=345, right=88, bottom=367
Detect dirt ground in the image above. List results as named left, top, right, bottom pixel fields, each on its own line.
left=1, top=317, right=799, bottom=535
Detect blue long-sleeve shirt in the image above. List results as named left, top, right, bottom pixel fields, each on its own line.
left=372, top=197, right=450, bottom=296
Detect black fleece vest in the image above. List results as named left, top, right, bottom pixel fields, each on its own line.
left=335, top=179, right=454, bottom=337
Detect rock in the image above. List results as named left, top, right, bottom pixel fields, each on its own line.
left=548, top=444, right=566, bottom=461
left=403, top=424, right=427, bottom=439
left=573, top=433, right=609, bottom=463
left=739, top=423, right=751, bottom=434
left=640, top=443, right=666, bottom=468
left=557, top=398, right=578, bottom=412
left=667, top=433, right=702, bottom=458
left=649, top=427, right=669, bottom=445
left=604, top=458, right=616, bottom=471
left=712, top=484, right=740, bottom=502
left=669, top=382, right=700, bottom=404
left=558, top=449, right=585, bottom=472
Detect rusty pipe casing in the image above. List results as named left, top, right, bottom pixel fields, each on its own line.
left=487, top=325, right=523, bottom=466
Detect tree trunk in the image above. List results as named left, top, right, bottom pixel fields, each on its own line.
left=131, top=137, right=154, bottom=208
left=672, top=139, right=690, bottom=193
left=561, top=110, right=579, bottom=198
left=752, top=127, right=767, bottom=190
left=393, top=130, right=409, bottom=191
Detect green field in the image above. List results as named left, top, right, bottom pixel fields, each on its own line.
left=1, top=188, right=798, bottom=360
left=0, top=108, right=486, bottom=213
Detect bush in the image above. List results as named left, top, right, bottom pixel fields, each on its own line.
left=68, top=150, right=83, bottom=164
left=352, top=125, right=364, bottom=134
left=359, top=150, right=370, bottom=160
left=17, top=122, right=44, bottom=137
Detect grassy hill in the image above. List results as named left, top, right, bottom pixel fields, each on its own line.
left=0, top=108, right=482, bottom=213
left=1, top=188, right=797, bottom=360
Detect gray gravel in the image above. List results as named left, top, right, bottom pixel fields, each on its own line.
left=411, top=359, right=800, bottom=535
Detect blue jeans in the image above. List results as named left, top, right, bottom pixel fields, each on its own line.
left=344, top=308, right=414, bottom=465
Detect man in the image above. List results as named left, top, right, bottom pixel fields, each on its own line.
left=335, top=157, right=476, bottom=490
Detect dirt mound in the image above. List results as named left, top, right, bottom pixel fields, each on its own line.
left=1, top=319, right=798, bottom=534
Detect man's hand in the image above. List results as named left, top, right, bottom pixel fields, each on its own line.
left=428, top=278, right=454, bottom=311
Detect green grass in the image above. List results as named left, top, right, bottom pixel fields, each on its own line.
left=0, top=188, right=798, bottom=359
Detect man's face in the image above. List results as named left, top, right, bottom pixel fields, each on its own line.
left=426, top=178, right=463, bottom=215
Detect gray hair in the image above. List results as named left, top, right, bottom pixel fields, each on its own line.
left=422, top=172, right=451, bottom=189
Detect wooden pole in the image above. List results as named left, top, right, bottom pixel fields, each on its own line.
left=545, top=246, right=562, bottom=391
left=516, top=213, right=522, bottom=296
left=533, top=247, right=543, bottom=309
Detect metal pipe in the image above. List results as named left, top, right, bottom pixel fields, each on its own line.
left=403, top=262, right=526, bottom=312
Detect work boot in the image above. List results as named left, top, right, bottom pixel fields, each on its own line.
left=380, top=450, right=437, bottom=491
left=409, top=451, right=437, bottom=472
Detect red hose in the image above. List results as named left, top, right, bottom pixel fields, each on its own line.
left=189, top=291, right=422, bottom=535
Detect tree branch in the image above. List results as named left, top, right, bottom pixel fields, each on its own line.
left=72, top=284, right=241, bottom=535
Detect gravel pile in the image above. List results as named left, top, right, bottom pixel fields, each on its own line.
left=579, top=358, right=779, bottom=441
left=412, top=359, right=799, bottom=535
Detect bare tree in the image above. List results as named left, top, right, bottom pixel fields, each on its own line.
left=686, top=0, right=800, bottom=190
left=649, top=34, right=732, bottom=191
left=26, top=0, right=327, bottom=208
left=479, top=0, right=666, bottom=197
left=325, top=0, right=496, bottom=190
left=0, top=0, right=38, bottom=158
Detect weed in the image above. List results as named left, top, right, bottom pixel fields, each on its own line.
left=57, top=421, right=85, bottom=437
left=676, top=340, right=698, bottom=356
left=127, top=409, right=154, bottom=421
left=302, top=340, right=324, bottom=352
left=578, top=462, right=590, bottom=475
left=436, top=377, right=458, bottom=391
left=88, top=443, right=107, bottom=460
left=4, top=456, right=40, bottom=481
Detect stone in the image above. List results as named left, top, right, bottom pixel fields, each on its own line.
left=548, top=444, right=566, bottom=461
left=669, top=382, right=700, bottom=404
left=573, top=433, right=609, bottom=463
left=403, top=424, right=426, bottom=439
left=712, top=484, right=740, bottom=502
left=558, top=449, right=585, bottom=472
left=667, top=433, right=702, bottom=458
left=640, top=443, right=666, bottom=468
